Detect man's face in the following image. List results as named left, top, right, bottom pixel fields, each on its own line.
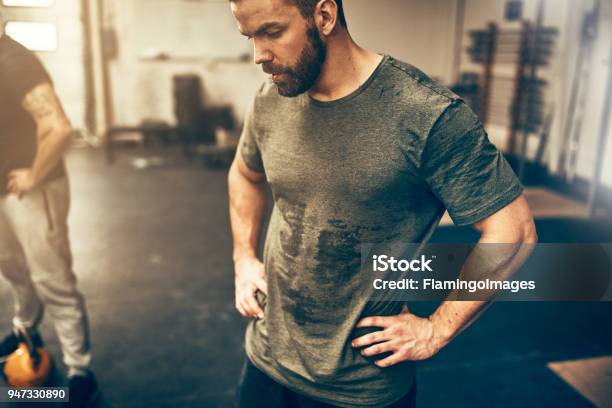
left=231, top=0, right=327, bottom=97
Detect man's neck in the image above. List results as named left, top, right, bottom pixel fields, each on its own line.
left=308, top=34, right=383, bottom=102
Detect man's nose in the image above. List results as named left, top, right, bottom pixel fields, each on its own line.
left=253, top=41, right=273, bottom=65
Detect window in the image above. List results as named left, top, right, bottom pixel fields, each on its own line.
left=4, top=21, right=57, bottom=51
left=2, top=0, right=54, bottom=6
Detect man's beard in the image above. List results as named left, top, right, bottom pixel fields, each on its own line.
left=263, top=26, right=327, bottom=97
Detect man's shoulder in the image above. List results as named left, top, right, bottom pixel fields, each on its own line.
left=0, top=35, right=33, bottom=62
left=382, top=56, right=459, bottom=103
left=378, top=56, right=469, bottom=137
left=0, top=35, right=49, bottom=80
left=0, top=36, right=42, bottom=100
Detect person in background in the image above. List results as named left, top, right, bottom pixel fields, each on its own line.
left=0, top=26, right=98, bottom=407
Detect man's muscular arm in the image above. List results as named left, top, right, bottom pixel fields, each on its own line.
left=426, top=195, right=538, bottom=352
left=7, top=82, right=72, bottom=197
left=353, top=195, right=537, bottom=367
left=228, top=152, right=269, bottom=319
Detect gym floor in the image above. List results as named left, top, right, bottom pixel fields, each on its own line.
left=0, top=145, right=611, bottom=407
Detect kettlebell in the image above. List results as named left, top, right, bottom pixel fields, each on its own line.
left=2, top=329, right=52, bottom=387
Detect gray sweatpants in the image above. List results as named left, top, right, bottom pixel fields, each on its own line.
left=0, top=176, right=91, bottom=376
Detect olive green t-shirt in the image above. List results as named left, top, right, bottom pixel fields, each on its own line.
left=239, top=55, right=523, bottom=407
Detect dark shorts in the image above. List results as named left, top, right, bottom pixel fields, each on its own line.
left=237, top=357, right=417, bottom=408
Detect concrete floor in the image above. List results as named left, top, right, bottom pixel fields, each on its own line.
left=0, top=145, right=611, bottom=407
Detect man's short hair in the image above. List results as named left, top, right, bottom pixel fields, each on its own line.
left=231, top=0, right=348, bottom=28
left=291, top=0, right=347, bottom=28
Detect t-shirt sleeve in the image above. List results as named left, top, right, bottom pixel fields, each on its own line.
left=0, top=37, right=51, bottom=102
left=238, top=98, right=265, bottom=174
left=419, top=99, right=523, bottom=226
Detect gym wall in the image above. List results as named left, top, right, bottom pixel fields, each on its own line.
left=0, top=0, right=86, bottom=129
left=460, top=0, right=612, bottom=188
left=99, top=0, right=611, bottom=188
left=6, top=0, right=608, bottom=188
left=345, top=0, right=459, bottom=85
left=101, top=0, right=461, bottom=127
left=99, top=0, right=264, bottom=129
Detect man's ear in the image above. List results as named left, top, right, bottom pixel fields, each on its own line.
left=314, top=0, right=340, bottom=36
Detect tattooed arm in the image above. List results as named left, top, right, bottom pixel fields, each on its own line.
left=7, top=82, right=72, bottom=197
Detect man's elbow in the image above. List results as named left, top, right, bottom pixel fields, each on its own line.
left=57, top=121, right=73, bottom=143
left=41, top=120, right=72, bottom=145
left=521, top=217, right=538, bottom=244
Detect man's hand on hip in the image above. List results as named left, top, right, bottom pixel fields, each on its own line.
left=7, top=168, right=36, bottom=199
left=234, top=257, right=267, bottom=319
left=352, top=305, right=447, bottom=367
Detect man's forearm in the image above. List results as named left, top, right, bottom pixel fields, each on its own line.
left=30, top=125, right=72, bottom=185
left=428, top=230, right=537, bottom=348
left=428, top=300, right=487, bottom=349
left=228, top=163, right=268, bottom=263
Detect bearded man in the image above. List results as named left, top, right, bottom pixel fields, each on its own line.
left=227, top=1, right=537, bottom=407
